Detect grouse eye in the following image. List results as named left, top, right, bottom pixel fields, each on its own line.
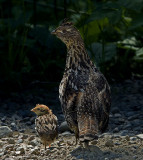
left=62, top=29, right=66, bottom=33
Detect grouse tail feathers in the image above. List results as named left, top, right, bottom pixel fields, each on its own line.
left=78, top=114, right=99, bottom=142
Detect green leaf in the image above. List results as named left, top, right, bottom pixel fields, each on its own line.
left=88, top=42, right=116, bottom=64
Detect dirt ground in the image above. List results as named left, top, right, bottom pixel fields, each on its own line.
left=0, top=79, right=143, bottom=160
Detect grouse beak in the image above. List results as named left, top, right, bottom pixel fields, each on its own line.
left=51, top=30, right=56, bottom=35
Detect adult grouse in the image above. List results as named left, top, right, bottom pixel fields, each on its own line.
left=52, top=20, right=111, bottom=146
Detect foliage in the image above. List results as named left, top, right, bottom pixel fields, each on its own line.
left=0, top=0, right=143, bottom=92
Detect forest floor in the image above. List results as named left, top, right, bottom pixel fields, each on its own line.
left=0, top=79, right=143, bottom=160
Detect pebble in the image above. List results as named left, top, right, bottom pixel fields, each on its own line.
left=113, top=127, right=119, bottom=132
left=1, top=116, right=6, bottom=121
left=8, top=139, right=15, bottom=144
left=0, top=80, right=143, bottom=160
left=62, top=131, right=72, bottom=136
left=136, top=134, right=143, bottom=140
left=0, top=126, right=13, bottom=138
left=114, top=113, right=121, bottom=118
left=28, top=135, right=35, bottom=141
left=17, top=139, right=23, bottom=143
left=130, top=137, right=137, bottom=141
left=16, top=147, right=25, bottom=154
left=27, top=145, right=33, bottom=149
left=120, top=130, right=128, bottom=136
left=28, top=139, right=39, bottom=146
left=128, top=115, right=138, bottom=121
left=0, top=152, right=4, bottom=156
left=111, top=107, right=120, bottom=114
left=15, top=151, right=22, bottom=155
left=105, top=140, right=114, bottom=147
left=123, top=124, right=132, bottom=129
left=125, top=135, right=130, bottom=141
left=11, top=122, right=16, bottom=127
left=59, top=121, right=70, bottom=132
left=19, top=134, right=28, bottom=139
left=129, top=141, right=136, bottom=144
left=114, top=141, right=121, bottom=145
left=31, top=148, right=40, bottom=155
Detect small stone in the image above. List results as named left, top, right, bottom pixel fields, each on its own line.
left=0, top=126, right=13, bottom=138
left=111, top=107, right=120, bottom=114
left=26, top=121, right=32, bottom=125
left=8, top=139, right=15, bottom=144
left=50, top=148, right=58, bottom=153
left=4, top=144, right=14, bottom=151
left=31, top=148, right=40, bottom=155
left=129, top=141, right=136, bottom=144
left=120, top=130, right=128, bottom=136
left=123, top=124, right=132, bottom=129
left=28, top=139, right=39, bottom=146
left=28, top=135, right=35, bottom=141
left=113, top=127, right=119, bottom=132
left=90, top=140, right=98, bottom=145
left=13, top=132, right=19, bottom=138
left=1, top=116, right=6, bottom=121
left=133, top=155, right=138, bottom=159
left=105, top=140, right=114, bottom=147
left=136, top=134, right=143, bottom=140
left=16, top=147, right=25, bottom=154
left=130, top=137, right=137, bottom=141
left=20, top=134, right=28, bottom=139
left=0, top=152, right=4, bottom=156
left=62, top=131, right=72, bottom=136
left=128, top=115, right=137, bottom=121
left=11, top=122, right=16, bottom=127
left=46, top=149, right=50, bottom=154
left=67, top=140, right=73, bottom=146
left=125, top=135, right=130, bottom=141
left=59, top=121, right=70, bottom=132
left=114, top=141, right=121, bottom=145
left=114, top=113, right=121, bottom=118
left=17, top=139, right=23, bottom=143
left=15, top=151, right=21, bottom=155
left=27, top=145, right=33, bottom=149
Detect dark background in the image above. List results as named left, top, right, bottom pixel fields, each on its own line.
left=0, top=0, right=143, bottom=96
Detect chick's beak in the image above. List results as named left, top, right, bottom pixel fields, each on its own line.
left=31, top=108, right=34, bottom=112
left=51, top=30, right=56, bottom=35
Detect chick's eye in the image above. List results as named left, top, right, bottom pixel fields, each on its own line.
left=41, top=109, right=45, bottom=112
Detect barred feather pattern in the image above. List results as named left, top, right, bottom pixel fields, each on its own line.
left=35, top=113, right=58, bottom=148
left=52, top=20, right=111, bottom=145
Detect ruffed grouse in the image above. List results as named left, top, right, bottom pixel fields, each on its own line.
left=31, top=104, right=58, bottom=149
left=52, top=20, right=111, bottom=146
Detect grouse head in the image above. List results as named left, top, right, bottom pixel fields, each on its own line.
left=51, top=19, right=82, bottom=46
left=31, top=104, right=52, bottom=116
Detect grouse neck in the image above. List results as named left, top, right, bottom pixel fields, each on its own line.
left=65, top=40, right=91, bottom=70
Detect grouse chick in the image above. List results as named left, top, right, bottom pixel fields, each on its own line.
left=31, top=104, right=58, bottom=149
left=52, top=19, right=111, bottom=146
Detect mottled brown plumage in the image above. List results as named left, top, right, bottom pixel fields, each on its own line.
left=31, top=104, right=58, bottom=149
left=52, top=19, right=111, bottom=146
